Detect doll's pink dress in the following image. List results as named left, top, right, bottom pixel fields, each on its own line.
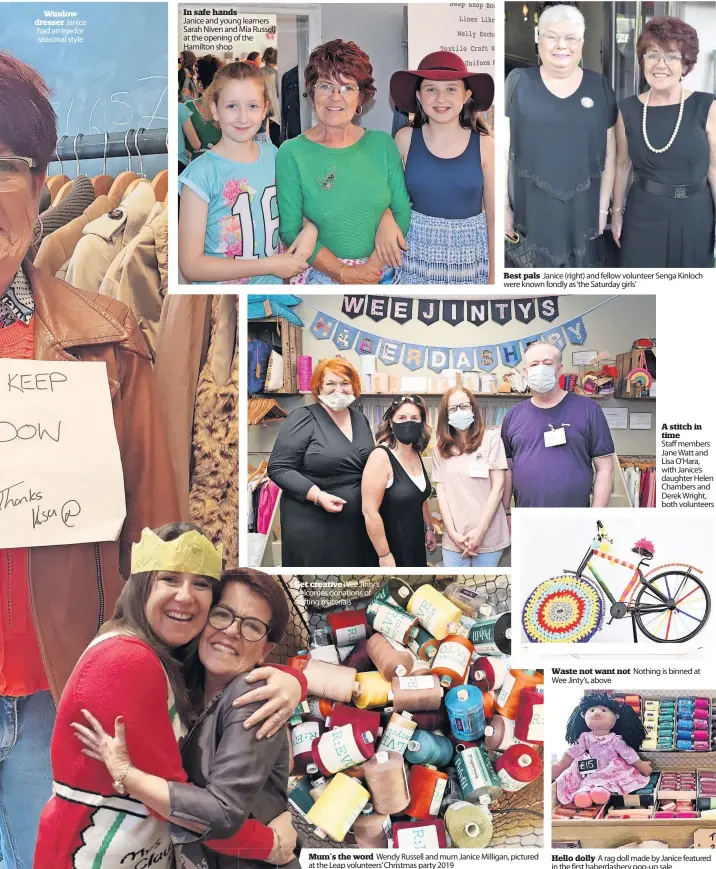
left=556, top=731, right=650, bottom=804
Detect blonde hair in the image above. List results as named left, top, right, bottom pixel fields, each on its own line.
left=207, top=60, right=269, bottom=107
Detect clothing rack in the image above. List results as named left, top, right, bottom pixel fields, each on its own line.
left=50, top=129, right=168, bottom=163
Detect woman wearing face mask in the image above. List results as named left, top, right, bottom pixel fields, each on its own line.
left=432, top=388, right=509, bottom=567
left=361, top=396, right=436, bottom=568
left=267, top=358, right=376, bottom=567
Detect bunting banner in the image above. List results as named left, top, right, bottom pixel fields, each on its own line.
left=298, top=296, right=607, bottom=372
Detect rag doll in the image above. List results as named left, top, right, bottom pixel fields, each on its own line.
left=552, top=692, right=652, bottom=807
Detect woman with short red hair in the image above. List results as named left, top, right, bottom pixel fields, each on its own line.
left=275, top=39, right=412, bottom=284
left=267, top=358, right=377, bottom=566
left=612, top=17, right=716, bottom=266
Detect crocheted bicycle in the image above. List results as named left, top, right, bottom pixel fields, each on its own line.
left=522, top=520, right=710, bottom=644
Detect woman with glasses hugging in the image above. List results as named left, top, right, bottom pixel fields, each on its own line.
left=362, top=395, right=436, bottom=568
left=432, top=388, right=509, bottom=568
left=612, top=17, right=716, bottom=267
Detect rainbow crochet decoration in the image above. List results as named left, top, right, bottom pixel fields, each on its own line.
left=522, top=576, right=604, bottom=643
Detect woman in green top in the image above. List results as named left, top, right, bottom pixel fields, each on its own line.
left=275, top=39, right=412, bottom=285
left=185, top=55, right=224, bottom=153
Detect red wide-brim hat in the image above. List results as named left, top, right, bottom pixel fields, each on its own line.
left=390, top=50, right=494, bottom=113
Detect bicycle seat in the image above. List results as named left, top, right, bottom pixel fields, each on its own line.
left=631, top=537, right=655, bottom=559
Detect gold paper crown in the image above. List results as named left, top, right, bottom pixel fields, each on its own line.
left=131, top=528, right=223, bottom=580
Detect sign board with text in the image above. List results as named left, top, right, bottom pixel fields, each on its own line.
left=408, top=4, right=495, bottom=76
left=0, top=360, right=126, bottom=548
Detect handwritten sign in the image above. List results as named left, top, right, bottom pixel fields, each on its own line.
left=0, top=360, right=126, bottom=548
left=694, top=829, right=716, bottom=848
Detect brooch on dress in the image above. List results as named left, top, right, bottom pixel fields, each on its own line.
left=317, top=166, right=336, bottom=190
left=581, top=96, right=594, bottom=109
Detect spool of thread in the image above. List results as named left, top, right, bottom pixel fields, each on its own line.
left=405, top=730, right=454, bottom=767
left=695, top=741, right=710, bottom=750
left=291, top=721, right=322, bottom=773
left=367, top=601, right=419, bottom=644
left=695, top=709, right=709, bottom=721
left=290, top=699, right=312, bottom=726
left=354, top=671, right=391, bottom=709
left=390, top=675, right=443, bottom=712
left=677, top=739, right=694, bottom=750
left=407, top=585, right=461, bottom=640
left=307, top=697, right=334, bottom=722
left=677, top=718, right=694, bottom=730
left=454, top=615, right=478, bottom=639
left=495, top=670, right=544, bottom=720
left=327, top=610, right=369, bottom=647
left=446, top=684, right=486, bottom=740
left=444, top=800, right=493, bottom=847
left=309, top=777, right=328, bottom=801
left=309, top=629, right=340, bottom=665
left=430, top=634, right=474, bottom=689
left=367, top=632, right=414, bottom=680
left=493, top=744, right=543, bottom=791
left=450, top=736, right=482, bottom=753
left=469, top=613, right=511, bottom=655
left=369, top=578, right=414, bottom=610
left=342, top=639, right=373, bottom=672
left=304, top=659, right=359, bottom=703
left=406, top=764, right=449, bottom=819
left=352, top=812, right=390, bottom=848
left=288, top=776, right=316, bottom=818
left=342, top=764, right=367, bottom=780
left=484, top=715, right=522, bottom=751
left=378, top=710, right=417, bottom=754
left=403, top=709, right=447, bottom=731
left=307, top=773, right=370, bottom=842
left=364, top=750, right=411, bottom=814
left=409, top=656, right=433, bottom=677
left=483, top=691, right=496, bottom=720
left=695, top=698, right=710, bottom=709
left=297, top=355, right=313, bottom=392
left=470, top=657, right=510, bottom=693
left=694, top=730, right=710, bottom=740
left=455, top=746, right=503, bottom=805
left=309, top=723, right=375, bottom=776
left=440, top=766, right=463, bottom=812
left=696, top=798, right=716, bottom=811
left=408, top=627, right=439, bottom=661
left=326, top=703, right=382, bottom=740
left=514, top=686, right=544, bottom=745
left=392, top=819, right=447, bottom=849
left=443, top=582, right=491, bottom=619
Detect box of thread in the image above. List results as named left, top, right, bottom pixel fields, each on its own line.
left=635, top=695, right=712, bottom=751
left=284, top=577, right=543, bottom=849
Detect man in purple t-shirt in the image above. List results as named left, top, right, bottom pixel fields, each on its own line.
left=501, top=342, right=615, bottom=508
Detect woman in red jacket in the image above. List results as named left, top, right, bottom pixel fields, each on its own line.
left=34, top=524, right=304, bottom=869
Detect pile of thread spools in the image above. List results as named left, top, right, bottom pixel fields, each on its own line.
left=285, top=578, right=544, bottom=849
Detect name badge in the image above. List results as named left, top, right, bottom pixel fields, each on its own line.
left=469, top=456, right=490, bottom=478
left=577, top=758, right=598, bottom=776
left=544, top=427, right=567, bottom=447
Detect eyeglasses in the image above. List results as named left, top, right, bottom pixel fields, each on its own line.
left=207, top=605, right=270, bottom=642
left=644, top=51, right=682, bottom=65
left=0, top=156, right=36, bottom=193
left=447, top=402, right=472, bottom=414
left=540, top=32, right=582, bottom=47
left=316, top=82, right=359, bottom=97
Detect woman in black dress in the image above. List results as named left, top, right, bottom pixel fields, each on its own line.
left=361, top=396, right=437, bottom=568
left=612, top=17, right=716, bottom=267
left=267, top=358, right=376, bottom=567
left=505, top=4, right=617, bottom=267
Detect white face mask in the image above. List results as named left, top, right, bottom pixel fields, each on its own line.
left=448, top=408, right=475, bottom=431
left=319, top=391, right=355, bottom=412
left=526, top=364, right=558, bottom=394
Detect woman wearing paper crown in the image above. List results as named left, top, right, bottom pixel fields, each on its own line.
left=35, top=524, right=305, bottom=869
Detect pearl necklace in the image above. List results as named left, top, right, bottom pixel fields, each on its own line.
left=642, top=86, right=685, bottom=153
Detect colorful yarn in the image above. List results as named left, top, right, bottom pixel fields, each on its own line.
left=326, top=703, right=382, bottom=740
left=307, top=773, right=370, bottom=842
left=327, top=610, right=369, bottom=647
left=404, top=730, right=454, bottom=767
left=470, top=657, right=509, bottom=693
left=297, top=355, right=312, bottom=393
left=406, top=764, right=449, bottom=819
left=309, top=723, right=375, bottom=776
left=407, top=585, right=462, bottom=640
left=495, top=670, right=543, bottom=720
left=493, top=744, right=543, bottom=791
left=514, top=686, right=544, bottom=744
left=444, top=800, right=493, bottom=847
left=291, top=721, right=322, bottom=773
left=367, top=601, right=419, bottom=644
left=364, top=750, right=411, bottom=815
left=455, top=746, right=503, bottom=805
left=408, top=627, right=439, bottom=661
left=431, top=635, right=474, bottom=688
left=522, top=576, right=603, bottom=643
left=367, top=632, right=414, bottom=680
left=378, top=711, right=417, bottom=755
left=445, top=684, right=486, bottom=740
left=354, top=671, right=391, bottom=709
left=390, top=675, right=443, bottom=712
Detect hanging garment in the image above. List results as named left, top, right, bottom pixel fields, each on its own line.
left=29, top=176, right=96, bottom=260
left=99, top=206, right=168, bottom=356
left=256, top=480, right=280, bottom=535
left=188, top=295, right=239, bottom=567
left=280, top=66, right=301, bottom=141
left=65, top=181, right=157, bottom=292
left=33, top=195, right=111, bottom=277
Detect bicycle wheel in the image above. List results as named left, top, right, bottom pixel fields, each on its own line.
left=634, top=571, right=711, bottom=643
left=522, top=575, right=604, bottom=643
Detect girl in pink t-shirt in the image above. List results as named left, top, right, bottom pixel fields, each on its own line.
left=432, top=387, right=510, bottom=567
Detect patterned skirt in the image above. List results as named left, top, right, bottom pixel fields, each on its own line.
left=396, top=210, right=489, bottom=284
left=291, top=257, right=396, bottom=285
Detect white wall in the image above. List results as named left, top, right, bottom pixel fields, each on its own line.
left=683, top=2, right=716, bottom=94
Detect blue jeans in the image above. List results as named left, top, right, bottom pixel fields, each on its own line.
left=442, top=548, right=504, bottom=568
left=0, top=691, right=55, bottom=869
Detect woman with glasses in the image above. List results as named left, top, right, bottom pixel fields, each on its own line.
left=361, top=396, right=436, bottom=567
left=505, top=4, right=617, bottom=267
left=275, top=39, right=412, bottom=284
left=268, top=358, right=377, bottom=568
left=612, top=17, right=716, bottom=267
left=36, top=525, right=303, bottom=869
left=432, top=388, right=509, bottom=568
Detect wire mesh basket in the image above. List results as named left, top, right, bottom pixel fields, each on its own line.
left=268, top=574, right=542, bottom=849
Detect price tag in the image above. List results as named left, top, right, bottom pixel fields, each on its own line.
left=577, top=758, right=598, bottom=776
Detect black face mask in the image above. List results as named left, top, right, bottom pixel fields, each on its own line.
left=391, top=420, right=422, bottom=445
